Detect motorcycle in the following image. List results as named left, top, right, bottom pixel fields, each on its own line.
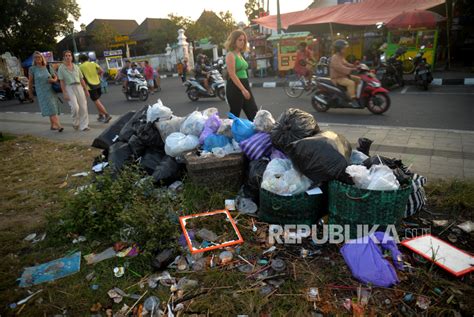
left=311, top=64, right=391, bottom=115
left=412, top=45, right=433, bottom=90
left=315, top=56, right=330, bottom=77
left=376, top=46, right=406, bottom=89
left=13, top=81, right=33, bottom=104
left=0, top=89, right=6, bottom=101
left=184, top=68, right=226, bottom=102
left=125, top=74, right=149, bottom=101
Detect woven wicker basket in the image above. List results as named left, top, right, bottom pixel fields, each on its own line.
left=328, top=180, right=412, bottom=238
left=184, top=152, right=245, bottom=190
left=258, top=188, right=324, bottom=225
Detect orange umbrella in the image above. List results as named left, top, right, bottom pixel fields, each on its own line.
left=386, top=10, right=446, bottom=29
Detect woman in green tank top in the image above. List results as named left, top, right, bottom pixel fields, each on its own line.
left=224, top=30, right=258, bottom=121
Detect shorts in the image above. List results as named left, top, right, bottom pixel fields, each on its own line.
left=147, top=79, right=154, bottom=86
left=89, top=88, right=102, bottom=101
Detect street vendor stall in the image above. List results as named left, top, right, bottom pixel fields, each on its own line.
left=267, top=32, right=312, bottom=73
left=103, top=49, right=124, bottom=79
left=249, top=35, right=273, bottom=77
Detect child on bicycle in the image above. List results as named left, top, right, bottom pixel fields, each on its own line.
left=294, top=42, right=315, bottom=86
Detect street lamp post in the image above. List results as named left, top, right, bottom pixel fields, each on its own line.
left=276, top=0, right=282, bottom=34
left=68, top=21, right=78, bottom=55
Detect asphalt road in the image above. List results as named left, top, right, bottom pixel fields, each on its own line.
left=1, top=79, right=474, bottom=131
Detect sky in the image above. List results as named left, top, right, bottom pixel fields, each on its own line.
left=73, top=0, right=313, bottom=30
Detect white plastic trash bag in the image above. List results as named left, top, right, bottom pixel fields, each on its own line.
left=350, top=150, right=369, bottom=165
left=254, top=110, right=275, bottom=132
left=165, top=132, right=199, bottom=157
left=156, top=116, right=185, bottom=141
left=202, top=107, right=219, bottom=118
left=217, top=119, right=233, bottom=138
left=180, top=111, right=206, bottom=136
left=261, top=159, right=312, bottom=196
left=346, top=164, right=400, bottom=191
left=146, top=99, right=173, bottom=123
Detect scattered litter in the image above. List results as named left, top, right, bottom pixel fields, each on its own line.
left=306, top=287, right=320, bottom=302
left=179, top=210, right=244, bottom=254
left=72, top=236, right=86, bottom=244
left=71, top=172, right=89, bottom=177
left=401, top=234, right=474, bottom=276
left=270, top=258, right=286, bottom=272
left=143, top=296, right=160, bottom=315
left=91, top=284, right=99, bottom=290
left=416, top=295, right=431, bottom=310
left=14, top=289, right=43, bottom=306
left=84, top=247, right=116, bottom=265
left=236, top=196, right=258, bottom=214
left=108, top=287, right=127, bottom=303
left=225, top=199, right=236, bottom=211
left=32, top=233, right=46, bottom=244
left=114, top=266, right=125, bottom=278
left=433, top=220, right=449, bottom=227
left=403, top=293, right=414, bottom=303
left=152, top=249, right=176, bottom=271
left=19, top=252, right=81, bottom=287
left=23, top=233, right=36, bottom=241
left=92, top=162, right=109, bottom=173
left=219, top=251, right=233, bottom=264
left=168, top=180, right=183, bottom=191
left=262, top=246, right=276, bottom=255
left=457, top=220, right=474, bottom=233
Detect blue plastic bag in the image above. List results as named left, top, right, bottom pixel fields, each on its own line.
left=228, top=113, right=255, bottom=143
left=340, top=232, right=403, bottom=287
left=203, top=134, right=231, bottom=152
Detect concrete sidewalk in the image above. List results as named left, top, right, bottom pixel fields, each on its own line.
left=1, top=112, right=473, bottom=180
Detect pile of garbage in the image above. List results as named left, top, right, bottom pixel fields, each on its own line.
left=13, top=102, right=474, bottom=315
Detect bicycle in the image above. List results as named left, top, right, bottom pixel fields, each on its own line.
left=283, top=62, right=317, bottom=98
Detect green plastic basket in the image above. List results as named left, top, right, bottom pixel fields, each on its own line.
left=258, top=188, right=324, bottom=225
left=328, top=180, right=412, bottom=238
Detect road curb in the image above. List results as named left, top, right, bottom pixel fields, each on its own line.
left=249, top=78, right=474, bottom=88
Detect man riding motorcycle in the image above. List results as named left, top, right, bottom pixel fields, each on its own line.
left=194, top=55, right=212, bottom=94
left=127, top=62, right=141, bottom=93
left=330, top=40, right=361, bottom=108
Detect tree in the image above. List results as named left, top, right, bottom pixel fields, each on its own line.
left=146, top=20, right=180, bottom=53
left=187, top=10, right=236, bottom=45
left=0, top=0, right=80, bottom=59
left=244, top=0, right=265, bottom=23
left=168, top=14, right=194, bottom=30
left=89, top=23, right=119, bottom=54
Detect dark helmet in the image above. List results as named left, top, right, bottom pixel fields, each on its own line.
left=333, top=39, right=349, bottom=53
left=131, top=62, right=137, bottom=67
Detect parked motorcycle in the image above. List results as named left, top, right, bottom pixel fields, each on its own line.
left=184, top=68, right=226, bottom=101
left=0, top=89, right=6, bottom=101
left=311, top=64, right=390, bottom=115
left=376, top=46, right=406, bottom=89
left=125, top=74, right=149, bottom=101
left=13, top=80, right=33, bottom=104
left=412, top=45, right=433, bottom=90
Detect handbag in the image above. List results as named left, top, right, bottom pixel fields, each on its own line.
left=48, top=65, right=62, bottom=93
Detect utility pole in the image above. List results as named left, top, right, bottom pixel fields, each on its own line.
left=277, top=0, right=282, bottom=34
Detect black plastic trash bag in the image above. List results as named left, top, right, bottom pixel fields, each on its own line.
left=139, top=149, right=164, bottom=175
left=128, top=135, right=146, bottom=157
left=356, top=137, right=373, bottom=156
left=137, top=122, right=164, bottom=149
left=109, top=142, right=133, bottom=171
left=288, top=131, right=351, bottom=184
left=91, top=111, right=134, bottom=150
left=243, top=158, right=270, bottom=203
left=152, top=155, right=180, bottom=185
left=271, top=108, right=320, bottom=153
left=119, top=105, right=148, bottom=142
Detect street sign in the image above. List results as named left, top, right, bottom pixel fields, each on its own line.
left=104, top=49, right=123, bottom=57
left=114, top=35, right=129, bottom=42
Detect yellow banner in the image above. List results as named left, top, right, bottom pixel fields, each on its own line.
left=114, top=35, right=129, bottom=42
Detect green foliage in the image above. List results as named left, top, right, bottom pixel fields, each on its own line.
left=89, top=22, right=119, bottom=54
left=146, top=20, right=180, bottom=53
left=188, top=10, right=236, bottom=45
left=425, top=179, right=474, bottom=217
left=49, top=166, right=179, bottom=254
left=168, top=13, right=194, bottom=30
left=0, top=0, right=80, bottom=59
left=245, top=0, right=265, bottom=23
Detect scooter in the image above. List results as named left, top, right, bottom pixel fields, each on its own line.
left=125, top=74, right=149, bottom=101
left=185, top=68, right=226, bottom=101
left=412, top=45, right=433, bottom=90
left=315, top=56, right=330, bottom=77
left=376, top=46, right=406, bottom=89
left=13, top=81, right=34, bottom=104
left=311, top=64, right=390, bottom=115
left=0, top=89, right=6, bottom=101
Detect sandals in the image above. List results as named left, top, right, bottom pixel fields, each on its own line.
left=51, top=127, right=64, bottom=132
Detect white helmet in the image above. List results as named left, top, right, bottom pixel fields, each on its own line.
left=359, top=63, right=370, bottom=71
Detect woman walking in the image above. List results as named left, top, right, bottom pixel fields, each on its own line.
left=58, top=50, right=90, bottom=131
left=225, top=30, right=258, bottom=120
left=28, top=51, right=63, bottom=132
